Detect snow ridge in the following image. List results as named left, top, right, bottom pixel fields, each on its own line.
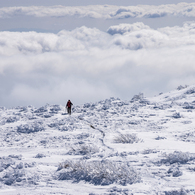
left=1, top=85, right=195, bottom=194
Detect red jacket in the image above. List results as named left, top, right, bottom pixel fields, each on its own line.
left=66, top=101, right=72, bottom=108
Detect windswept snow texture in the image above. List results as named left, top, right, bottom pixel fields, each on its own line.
left=1, top=86, right=195, bottom=194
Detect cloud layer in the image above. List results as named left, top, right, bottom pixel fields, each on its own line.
left=2, top=21, right=195, bottom=55
left=1, top=21, right=195, bottom=107
left=0, top=3, right=195, bottom=19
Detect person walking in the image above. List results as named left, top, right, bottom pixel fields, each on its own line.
left=66, top=100, right=73, bottom=115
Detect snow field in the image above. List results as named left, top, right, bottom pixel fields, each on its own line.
left=1, top=85, right=195, bottom=194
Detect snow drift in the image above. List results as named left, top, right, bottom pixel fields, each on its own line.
left=1, top=85, right=195, bottom=194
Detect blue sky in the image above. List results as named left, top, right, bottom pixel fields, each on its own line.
left=0, top=0, right=195, bottom=6
left=0, top=1, right=195, bottom=107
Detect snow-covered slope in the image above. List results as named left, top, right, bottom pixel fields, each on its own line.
left=1, top=85, right=195, bottom=194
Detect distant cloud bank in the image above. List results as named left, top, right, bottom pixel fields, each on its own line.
left=1, top=22, right=195, bottom=107
left=0, top=3, right=195, bottom=19
left=1, top=22, right=195, bottom=56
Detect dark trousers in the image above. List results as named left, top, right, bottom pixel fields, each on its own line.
left=67, top=107, right=71, bottom=115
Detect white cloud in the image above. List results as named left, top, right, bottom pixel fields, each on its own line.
left=1, top=22, right=195, bottom=107
left=0, top=3, right=195, bottom=19
left=107, top=22, right=150, bottom=35
left=1, top=21, right=195, bottom=56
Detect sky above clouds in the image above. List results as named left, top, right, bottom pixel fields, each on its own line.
left=1, top=0, right=195, bottom=6
left=0, top=0, right=195, bottom=107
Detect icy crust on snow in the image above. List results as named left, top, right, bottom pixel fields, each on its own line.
left=1, top=86, right=195, bottom=194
